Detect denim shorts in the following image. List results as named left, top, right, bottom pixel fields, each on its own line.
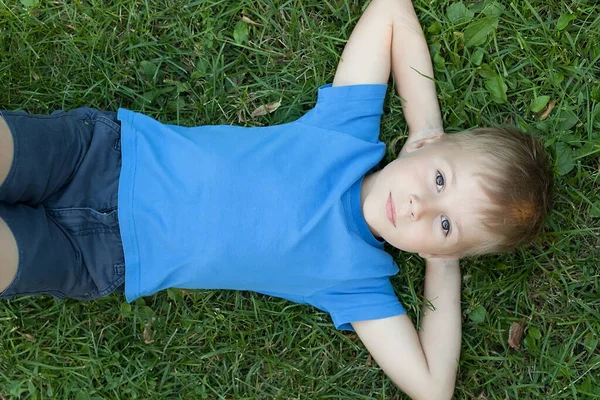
left=0, top=108, right=125, bottom=300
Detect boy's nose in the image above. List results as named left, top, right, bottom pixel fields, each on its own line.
left=409, top=195, right=431, bottom=221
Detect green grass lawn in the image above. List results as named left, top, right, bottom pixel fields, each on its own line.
left=1, top=0, right=599, bottom=398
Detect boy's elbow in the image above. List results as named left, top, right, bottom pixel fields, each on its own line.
left=421, top=383, right=455, bottom=400
left=410, top=380, right=455, bottom=400
left=386, top=364, right=456, bottom=399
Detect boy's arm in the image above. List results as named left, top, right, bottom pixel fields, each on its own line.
left=333, top=0, right=444, bottom=141
left=351, top=258, right=461, bottom=400
left=340, top=2, right=460, bottom=398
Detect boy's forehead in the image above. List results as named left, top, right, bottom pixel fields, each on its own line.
left=445, top=146, right=493, bottom=185
left=448, top=159, right=494, bottom=253
left=440, top=143, right=484, bottom=166
left=453, top=200, right=490, bottom=252
left=413, top=140, right=481, bottom=171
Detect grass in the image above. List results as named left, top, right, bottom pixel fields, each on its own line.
left=0, top=0, right=599, bottom=398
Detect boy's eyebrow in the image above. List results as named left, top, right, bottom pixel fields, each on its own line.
left=450, top=161, right=457, bottom=188
left=454, top=219, right=462, bottom=243
left=448, top=161, right=462, bottom=243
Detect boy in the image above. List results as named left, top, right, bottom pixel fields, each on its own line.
left=0, top=1, right=552, bottom=399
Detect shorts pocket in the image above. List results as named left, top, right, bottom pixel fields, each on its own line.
left=46, top=207, right=126, bottom=300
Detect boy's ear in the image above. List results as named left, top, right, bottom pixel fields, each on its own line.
left=403, top=133, right=446, bottom=154
left=418, top=251, right=461, bottom=260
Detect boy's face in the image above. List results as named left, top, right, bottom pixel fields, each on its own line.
left=362, top=135, right=493, bottom=259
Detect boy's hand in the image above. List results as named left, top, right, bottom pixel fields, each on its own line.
left=352, top=259, right=461, bottom=400
left=333, top=0, right=444, bottom=142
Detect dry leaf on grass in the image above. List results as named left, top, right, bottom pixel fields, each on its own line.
left=366, top=354, right=372, bottom=367
left=143, top=323, right=154, bottom=344
left=508, top=319, right=526, bottom=350
left=236, top=109, right=246, bottom=123
left=251, top=100, right=281, bottom=118
left=242, top=16, right=260, bottom=25
left=18, top=331, right=36, bottom=342
left=538, top=99, right=556, bottom=120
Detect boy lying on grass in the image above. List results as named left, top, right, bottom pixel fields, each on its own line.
left=0, top=0, right=552, bottom=398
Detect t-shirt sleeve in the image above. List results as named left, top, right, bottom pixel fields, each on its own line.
left=298, top=84, right=388, bottom=143
left=309, top=277, right=405, bottom=331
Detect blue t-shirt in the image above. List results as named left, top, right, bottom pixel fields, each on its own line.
left=117, top=84, right=405, bottom=330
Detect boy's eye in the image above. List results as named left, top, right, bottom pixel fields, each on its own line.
left=435, top=171, right=445, bottom=191
left=441, top=216, right=451, bottom=236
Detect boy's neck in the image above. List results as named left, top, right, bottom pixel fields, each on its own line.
left=360, top=171, right=381, bottom=238
left=360, top=172, right=377, bottom=206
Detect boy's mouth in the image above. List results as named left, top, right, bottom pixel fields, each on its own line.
left=386, top=192, right=396, bottom=227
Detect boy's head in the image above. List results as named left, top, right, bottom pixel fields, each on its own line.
left=440, top=127, right=553, bottom=256
left=361, top=127, right=553, bottom=258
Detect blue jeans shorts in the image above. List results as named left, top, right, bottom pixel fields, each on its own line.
left=0, top=108, right=125, bottom=300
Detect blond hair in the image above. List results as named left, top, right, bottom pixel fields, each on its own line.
left=442, top=127, right=553, bottom=256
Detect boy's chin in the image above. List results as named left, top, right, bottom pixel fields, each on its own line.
left=418, top=252, right=461, bottom=260
left=384, top=239, right=461, bottom=260
left=382, top=238, right=414, bottom=254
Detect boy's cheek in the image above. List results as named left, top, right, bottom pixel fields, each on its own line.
left=387, top=229, right=430, bottom=254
